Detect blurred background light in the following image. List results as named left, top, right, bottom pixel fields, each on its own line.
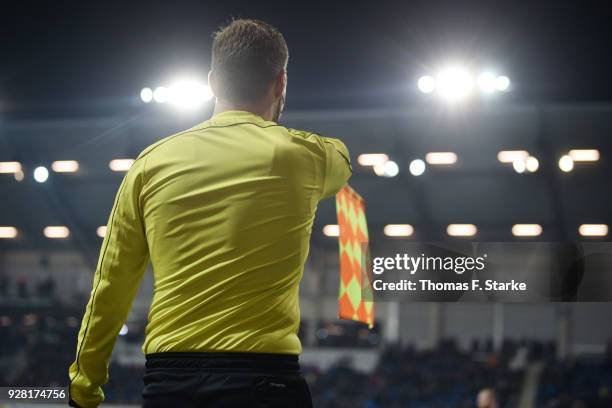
left=513, top=158, right=526, bottom=173
left=578, top=224, right=608, bottom=237
left=323, top=224, right=340, bottom=237
left=569, top=149, right=599, bottom=162
left=0, top=161, right=22, bottom=174
left=512, top=224, right=543, bottom=237
left=376, top=160, right=399, bottom=177
left=525, top=156, right=539, bottom=172
left=33, top=166, right=49, bottom=183
left=109, top=159, right=134, bottom=172
left=436, top=67, right=474, bottom=101
left=447, top=224, right=477, bottom=237
left=140, top=87, right=153, bottom=103
left=145, top=80, right=214, bottom=109
left=43, top=226, right=70, bottom=239
left=373, top=160, right=399, bottom=177
left=97, top=226, right=107, bottom=238
left=0, top=227, right=18, bottom=239
left=409, top=159, right=426, bottom=176
left=167, top=79, right=213, bottom=109
left=418, top=67, right=510, bottom=99
left=417, top=75, right=436, bottom=94
left=477, top=72, right=497, bottom=93
left=425, top=152, right=457, bottom=165
left=559, top=155, right=574, bottom=172
left=495, top=75, right=511, bottom=91
left=497, top=150, right=529, bottom=163
left=153, top=86, right=168, bottom=103
left=51, top=160, right=79, bottom=173
left=384, top=224, right=414, bottom=237
left=357, top=153, right=389, bottom=167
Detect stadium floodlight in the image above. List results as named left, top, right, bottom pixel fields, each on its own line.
left=418, top=67, right=510, bottom=99
left=384, top=224, right=414, bottom=237
left=525, top=156, right=539, bottom=173
left=558, top=155, right=574, bottom=172
left=408, top=159, right=426, bottom=176
left=376, top=160, right=399, bottom=177
left=167, top=79, right=214, bottom=110
left=512, top=158, right=526, bottom=173
left=436, top=66, right=474, bottom=101
left=447, top=224, right=477, bottom=237
left=323, top=224, right=340, bottom=237
left=97, top=226, right=107, bottom=238
left=153, top=86, right=168, bottom=103
left=44, top=226, right=70, bottom=239
left=140, top=87, right=154, bottom=103
left=357, top=153, right=389, bottom=167
left=495, top=75, right=511, bottom=91
left=477, top=72, right=497, bottom=93
left=578, top=224, right=608, bottom=237
left=425, top=152, right=457, bottom=165
left=568, top=149, right=599, bottom=162
left=512, top=224, right=542, bottom=237
left=497, top=150, right=529, bottom=163
left=0, top=161, right=22, bottom=173
left=109, top=159, right=134, bottom=172
left=0, top=227, right=18, bottom=239
left=33, top=166, right=49, bottom=183
left=51, top=160, right=79, bottom=173
left=417, top=75, right=436, bottom=94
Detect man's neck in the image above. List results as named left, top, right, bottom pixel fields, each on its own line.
left=213, top=99, right=273, bottom=121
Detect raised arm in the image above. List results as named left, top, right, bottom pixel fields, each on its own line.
left=320, top=136, right=352, bottom=199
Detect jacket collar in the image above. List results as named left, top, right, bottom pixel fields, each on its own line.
left=208, top=110, right=271, bottom=126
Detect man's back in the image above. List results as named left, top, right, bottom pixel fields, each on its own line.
left=68, top=109, right=350, bottom=407
left=142, top=110, right=350, bottom=354
left=69, top=19, right=350, bottom=408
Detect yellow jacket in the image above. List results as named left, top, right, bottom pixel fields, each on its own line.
left=68, top=110, right=352, bottom=407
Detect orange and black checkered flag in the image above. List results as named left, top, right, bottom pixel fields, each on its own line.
left=336, top=185, right=374, bottom=328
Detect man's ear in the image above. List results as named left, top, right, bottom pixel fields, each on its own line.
left=208, top=70, right=218, bottom=97
left=274, top=69, right=286, bottom=98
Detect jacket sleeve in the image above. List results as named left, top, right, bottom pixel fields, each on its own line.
left=320, top=137, right=352, bottom=199
left=68, top=158, right=149, bottom=408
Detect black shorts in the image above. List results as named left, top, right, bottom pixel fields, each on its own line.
left=142, top=352, right=313, bottom=408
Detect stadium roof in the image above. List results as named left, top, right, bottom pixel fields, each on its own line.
left=1, top=103, right=610, bottom=265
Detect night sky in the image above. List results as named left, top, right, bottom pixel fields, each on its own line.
left=2, top=0, right=612, bottom=118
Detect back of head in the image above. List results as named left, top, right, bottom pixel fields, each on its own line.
left=211, top=19, right=288, bottom=104
left=477, top=388, right=498, bottom=408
